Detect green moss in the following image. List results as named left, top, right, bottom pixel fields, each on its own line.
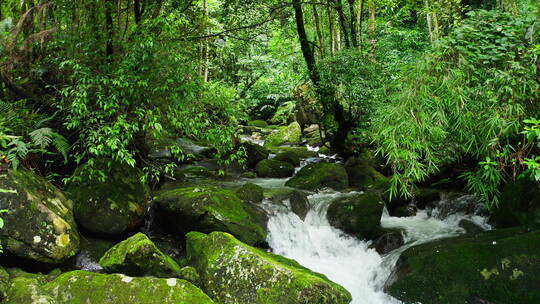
left=241, top=142, right=270, bottom=169
left=66, top=158, right=150, bottom=235
left=38, top=271, right=214, bottom=304
left=264, top=188, right=310, bottom=220
left=255, top=159, right=295, bottom=178
left=0, top=266, right=9, bottom=301
left=248, top=120, right=269, bottom=128
left=267, top=146, right=317, bottom=159
left=174, top=166, right=215, bottom=179
left=186, top=231, right=351, bottom=304
left=388, top=227, right=540, bottom=304
left=99, top=233, right=182, bottom=278
left=274, top=151, right=301, bottom=167
left=285, top=162, right=348, bottom=191
left=154, top=186, right=267, bottom=245
left=490, top=179, right=540, bottom=228
left=0, top=170, right=80, bottom=264
left=236, top=183, right=264, bottom=204
left=177, top=266, right=200, bottom=287
left=264, top=122, right=302, bottom=147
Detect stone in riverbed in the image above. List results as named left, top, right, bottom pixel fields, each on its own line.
left=285, top=162, right=349, bottom=191
left=327, top=191, right=384, bottom=240
left=241, top=142, right=270, bottom=169
left=153, top=186, right=267, bottom=245
left=66, top=158, right=150, bottom=235
left=255, top=159, right=295, bottom=178
left=274, top=151, right=301, bottom=167
left=265, top=188, right=310, bottom=220
left=99, top=232, right=182, bottom=278
left=0, top=169, right=80, bottom=264
left=386, top=227, right=540, bottom=304
left=186, top=231, right=352, bottom=304
left=3, top=270, right=214, bottom=304
left=235, top=182, right=264, bottom=204
left=264, top=122, right=302, bottom=147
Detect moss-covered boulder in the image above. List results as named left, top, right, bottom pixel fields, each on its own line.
left=274, top=151, right=301, bottom=167
left=285, top=162, right=348, bottom=191
left=241, top=142, right=270, bottom=169
left=186, top=231, right=352, bottom=304
left=99, top=233, right=182, bottom=278
left=386, top=227, right=540, bottom=304
left=0, top=267, right=9, bottom=301
left=248, top=120, right=269, bottom=128
left=4, top=270, right=215, bottom=304
left=173, top=165, right=215, bottom=179
left=327, top=192, right=384, bottom=240
left=66, top=159, right=150, bottom=235
left=153, top=186, right=267, bottom=245
left=344, top=157, right=386, bottom=188
left=236, top=183, right=264, bottom=204
left=489, top=179, right=540, bottom=228
left=268, top=146, right=317, bottom=158
left=264, top=122, right=302, bottom=147
left=265, top=188, right=310, bottom=220
left=255, top=159, right=295, bottom=178
left=0, top=169, right=80, bottom=264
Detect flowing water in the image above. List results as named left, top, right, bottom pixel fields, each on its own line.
left=264, top=186, right=491, bottom=304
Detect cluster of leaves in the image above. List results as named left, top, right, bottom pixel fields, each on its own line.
left=371, top=9, right=539, bottom=205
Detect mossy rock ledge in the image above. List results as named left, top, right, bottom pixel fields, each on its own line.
left=386, top=227, right=540, bottom=304
left=186, top=231, right=352, bottom=304
left=241, top=142, right=270, bottom=169
left=0, top=169, right=80, bottom=264
left=99, top=232, right=182, bottom=278
left=285, top=162, right=349, bottom=191
left=327, top=191, right=384, bottom=240
left=3, top=270, right=214, bottom=304
left=264, top=122, right=302, bottom=147
left=255, top=159, right=295, bottom=178
left=67, top=158, right=150, bottom=235
left=153, top=186, right=267, bottom=245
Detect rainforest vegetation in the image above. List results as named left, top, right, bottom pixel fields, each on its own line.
left=0, top=0, right=539, bottom=304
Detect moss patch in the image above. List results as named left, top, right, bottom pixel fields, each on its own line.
left=153, top=186, right=267, bottom=245
left=186, top=231, right=351, bottom=304
left=285, top=162, right=348, bottom=191
left=264, top=122, right=302, bottom=147
left=255, top=159, right=295, bottom=178
left=387, top=227, right=540, bottom=304
left=274, top=151, right=301, bottom=167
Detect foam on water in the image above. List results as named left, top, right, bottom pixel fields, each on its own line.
left=266, top=190, right=490, bottom=304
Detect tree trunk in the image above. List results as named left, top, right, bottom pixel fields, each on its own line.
left=327, top=0, right=336, bottom=56
left=292, top=0, right=318, bottom=84
left=334, top=0, right=350, bottom=48
left=424, top=0, right=433, bottom=42
left=105, top=0, right=114, bottom=59
left=134, top=0, right=142, bottom=24
left=312, top=4, right=326, bottom=58
left=347, top=0, right=359, bottom=48
left=201, top=0, right=209, bottom=82
left=357, top=0, right=364, bottom=46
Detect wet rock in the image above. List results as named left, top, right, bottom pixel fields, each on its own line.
left=327, top=192, right=384, bottom=240
left=153, top=186, right=267, bottom=245
left=3, top=270, right=214, bottom=304
left=74, top=236, right=115, bottom=272
left=286, top=162, right=348, bottom=191
left=265, top=188, right=310, bottom=220
left=0, top=266, right=9, bottom=301
left=344, top=156, right=387, bottom=189
left=459, top=219, right=486, bottom=234
left=99, top=233, right=182, bottom=278
left=0, top=169, right=80, bottom=264
left=173, top=165, right=215, bottom=179
left=247, top=120, right=269, bottom=128
left=235, top=183, right=264, bottom=204
left=489, top=179, right=540, bottom=228
left=413, top=188, right=441, bottom=209
left=390, top=205, right=418, bottom=217
left=186, top=231, right=352, bottom=304
left=369, top=229, right=404, bottom=255
left=386, top=227, right=540, bottom=304
left=267, top=146, right=317, bottom=159
left=431, top=194, right=487, bottom=219
left=241, top=142, right=270, bottom=169
left=264, top=122, right=302, bottom=147
left=274, top=151, right=301, bottom=167
left=255, top=159, right=295, bottom=178
left=67, top=159, right=150, bottom=235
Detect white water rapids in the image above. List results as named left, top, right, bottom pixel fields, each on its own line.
left=262, top=189, right=491, bottom=304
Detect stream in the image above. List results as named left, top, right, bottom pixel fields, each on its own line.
left=250, top=157, right=491, bottom=304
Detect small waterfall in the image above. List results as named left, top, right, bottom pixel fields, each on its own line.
left=265, top=190, right=491, bottom=304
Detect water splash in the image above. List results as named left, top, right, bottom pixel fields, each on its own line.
left=265, top=191, right=490, bottom=304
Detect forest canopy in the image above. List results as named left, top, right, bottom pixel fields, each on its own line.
left=0, top=0, right=539, bottom=206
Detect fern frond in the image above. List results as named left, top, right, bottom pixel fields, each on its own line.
left=52, top=133, right=70, bottom=163
left=29, top=127, right=54, bottom=149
